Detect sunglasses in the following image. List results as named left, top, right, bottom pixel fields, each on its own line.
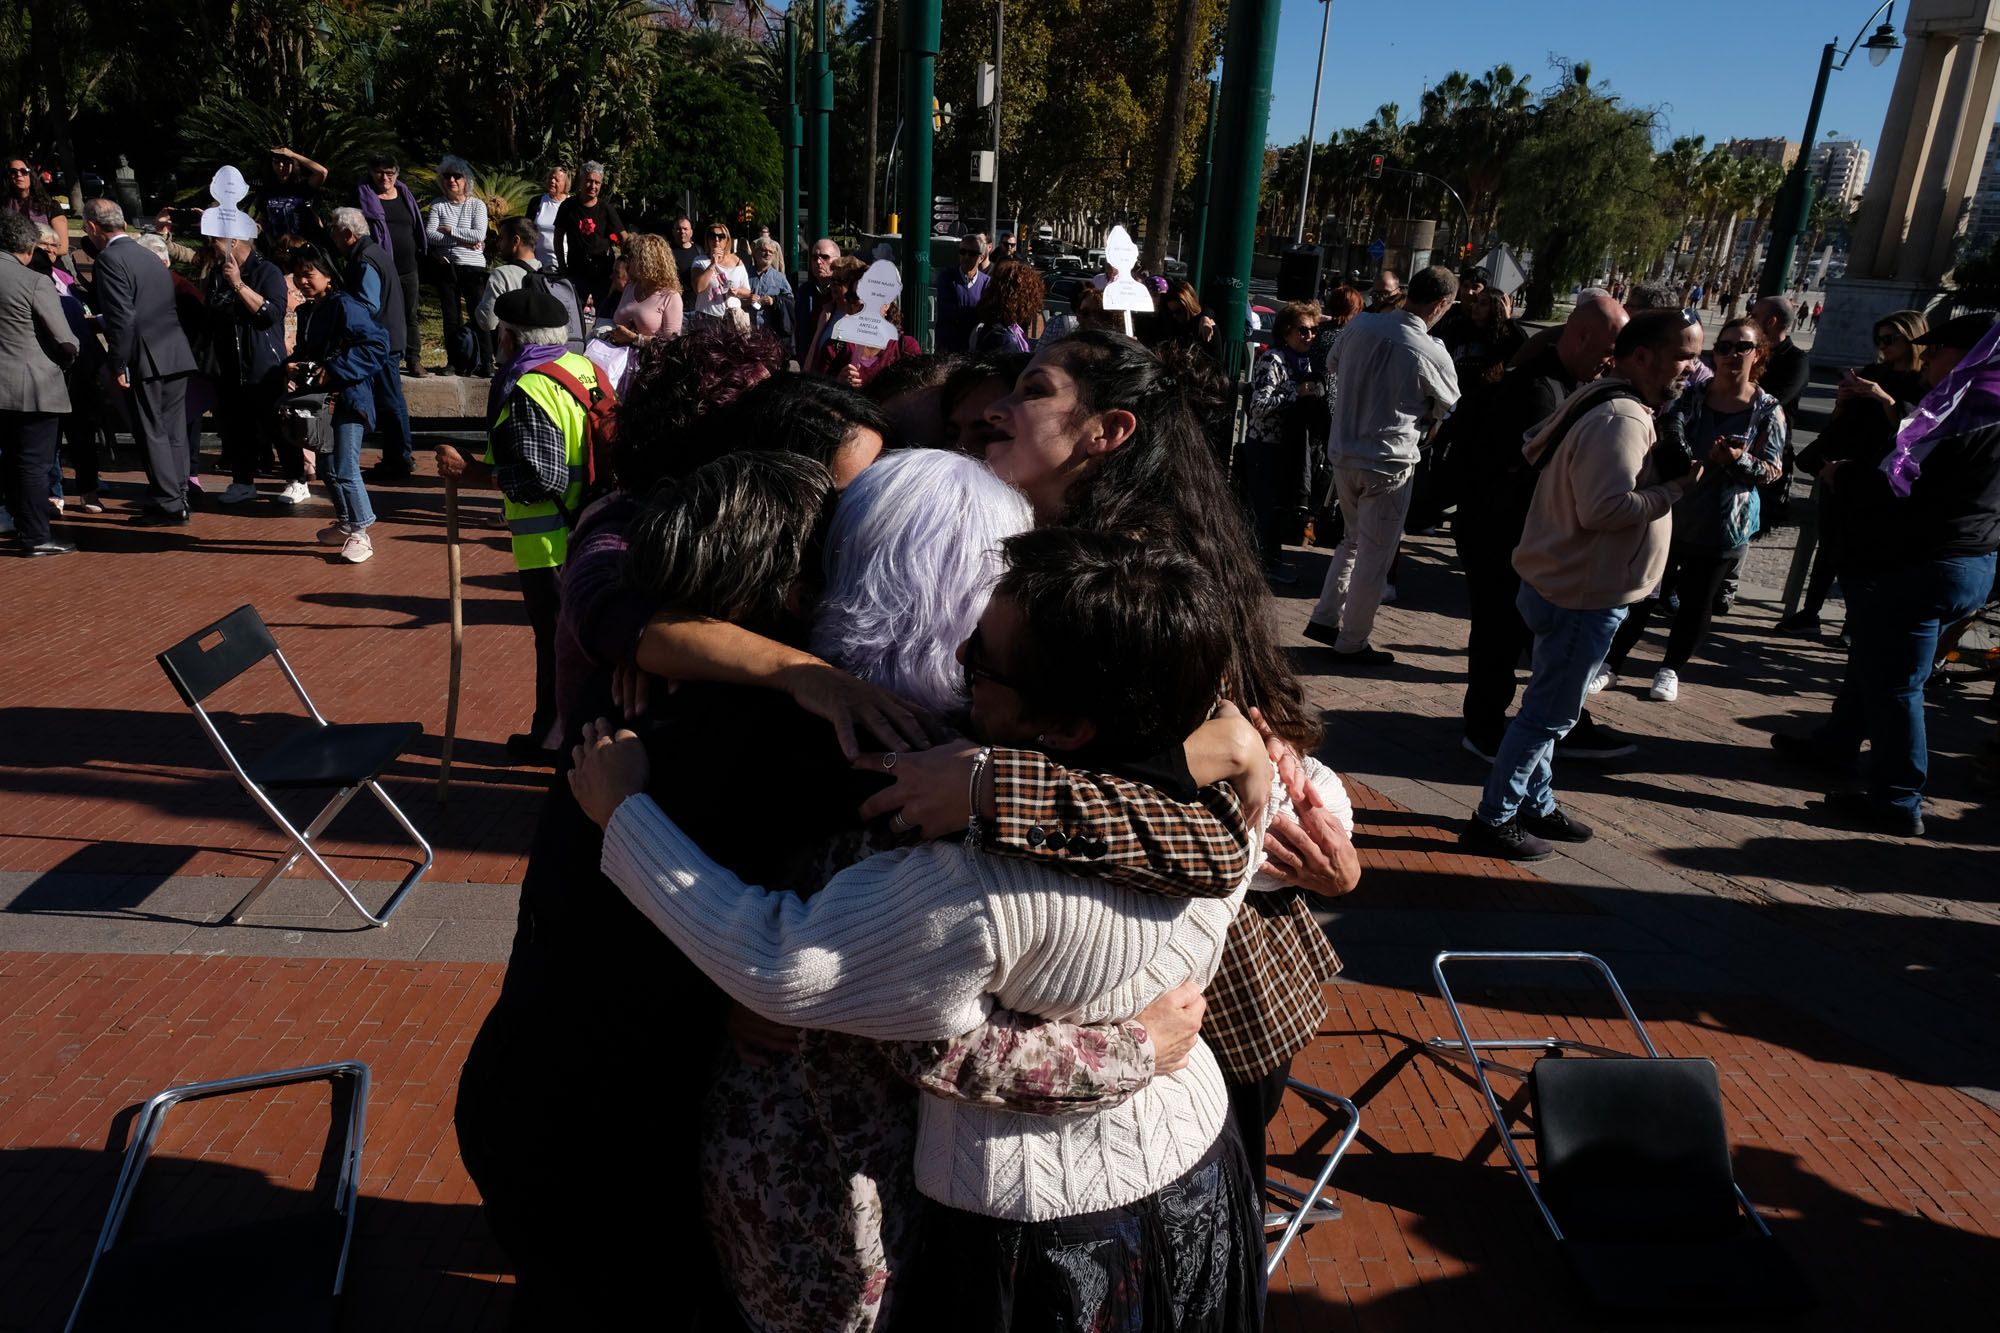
left=1874, top=332, right=1905, bottom=345
left=710, top=232, right=730, bottom=241
left=962, top=626, right=1025, bottom=694
left=8, top=166, right=32, bottom=176
left=1713, top=340, right=1759, bottom=357
left=443, top=172, right=465, bottom=180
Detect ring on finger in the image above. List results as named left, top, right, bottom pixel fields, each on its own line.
left=890, top=811, right=911, bottom=832
left=881, top=752, right=898, bottom=770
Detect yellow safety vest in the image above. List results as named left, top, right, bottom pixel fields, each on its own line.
left=485, top=352, right=593, bottom=571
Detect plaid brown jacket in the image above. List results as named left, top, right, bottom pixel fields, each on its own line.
left=979, top=748, right=1339, bottom=1082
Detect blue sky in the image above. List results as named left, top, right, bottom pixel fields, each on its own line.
left=1266, top=0, right=1904, bottom=171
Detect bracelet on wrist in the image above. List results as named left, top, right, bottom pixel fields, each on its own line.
left=964, top=745, right=993, bottom=848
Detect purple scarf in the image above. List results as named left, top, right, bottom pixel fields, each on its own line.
left=1883, top=320, right=2000, bottom=496
left=489, top=343, right=569, bottom=422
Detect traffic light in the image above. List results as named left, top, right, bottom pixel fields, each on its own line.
left=742, top=202, right=756, bottom=224
left=1367, top=154, right=1385, bottom=179
left=1462, top=241, right=1474, bottom=257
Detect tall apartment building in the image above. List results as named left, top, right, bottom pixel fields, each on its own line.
left=1967, top=120, right=2000, bottom=260
left=1809, top=139, right=1871, bottom=208
left=1727, top=137, right=1801, bottom=169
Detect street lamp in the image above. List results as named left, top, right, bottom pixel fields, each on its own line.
left=1292, top=0, right=1333, bottom=246
left=1758, top=2, right=1902, bottom=295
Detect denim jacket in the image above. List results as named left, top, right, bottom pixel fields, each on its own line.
left=1661, top=383, right=1788, bottom=549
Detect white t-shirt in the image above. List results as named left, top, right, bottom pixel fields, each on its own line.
left=531, top=194, right=563, bottom=268
left=689, top=256, right=750, bottom=318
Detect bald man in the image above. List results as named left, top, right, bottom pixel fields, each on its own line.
left=793, top=236, right=840, bottom=366
left=1453, top=289, right=1636, bottom=761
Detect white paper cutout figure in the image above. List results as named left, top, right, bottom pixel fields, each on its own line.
left=200, top=166, right=259, bottom=241
left=1097, top=225, right=1155, bottom=333
left=831, top=258, right=903, bottom=350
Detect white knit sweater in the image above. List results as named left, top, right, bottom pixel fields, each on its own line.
left=600, top=792, right=1254, bottom=1221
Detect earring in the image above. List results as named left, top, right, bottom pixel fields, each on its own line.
left=1036, top=732, right=1048, bottom=745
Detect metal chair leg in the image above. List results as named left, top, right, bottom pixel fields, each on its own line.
left=224, top=785, right=366, bottom=922
left=1266, top=1080, right=1361, bottom=1275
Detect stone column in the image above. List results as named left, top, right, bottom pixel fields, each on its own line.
left=1860, top=35, right=1951, bottom=278
left=1900, top=32, right=1986, bottom=280
left=1849, top=31, right=1934, bottom=275
left=1928, top=34, right=2000, bottom=274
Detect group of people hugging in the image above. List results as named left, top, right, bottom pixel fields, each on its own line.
left=450, top=319, right=1361, bottom=1333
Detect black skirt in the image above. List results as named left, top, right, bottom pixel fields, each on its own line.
left=903, top=1120, right=1264, bottom=1332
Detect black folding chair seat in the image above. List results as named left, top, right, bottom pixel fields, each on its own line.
left=247, top=721, right=422, bottom=791
left=156, top=605, right=432, bottom=927
left=1533, top=1055, right=1808, bottom=1311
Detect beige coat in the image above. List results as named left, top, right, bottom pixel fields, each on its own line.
left=1512, top=380, right=1688, bottom=611
left=0, top=255, right=76, bottom=414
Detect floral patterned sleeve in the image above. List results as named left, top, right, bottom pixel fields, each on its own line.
left=887, top=1009, right=1157, bottom=1117
left=979, top=747, right=1252, bottom=900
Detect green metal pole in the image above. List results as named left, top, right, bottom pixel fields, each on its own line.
left=783, top=17, right=803, bottom=274
left=1190, top=75, right=1222, bottom=293
left=1204, top=0, right=1281, bottom=377
left=899, top=0, right=942, bottom=346
left=810, top=0, right=833, bottom=244
left=1760, top=41, right=1835, bottom=297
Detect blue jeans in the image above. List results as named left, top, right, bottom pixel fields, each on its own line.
left=1816, top=550, right=1997, bottom=816
left=325, top=416, right=376, bottom=531
left=1475, top=583, right=1628, bottom=826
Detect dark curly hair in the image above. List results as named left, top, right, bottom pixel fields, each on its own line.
left=613, top=320, right=785, bottom=493
left=1045, top=329, right=1319, bottom=750
left=689, top=373, right=892, bottom=475
left=975, top=260, right=1046, bottom=329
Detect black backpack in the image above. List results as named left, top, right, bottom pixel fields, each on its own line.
left=510, top=262, right=586, bottom=345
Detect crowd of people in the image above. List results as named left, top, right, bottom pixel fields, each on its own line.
left=6, top=135, right=1999, bottom=1330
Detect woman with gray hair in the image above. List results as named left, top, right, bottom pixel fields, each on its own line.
left=425, top=155, right=491, bottom=376
left=746, top=235, right=794, bottom=345
left=554, top=160, right=625, bottom=318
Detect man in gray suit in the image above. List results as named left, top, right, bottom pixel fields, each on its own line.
left=0, top=210, right=79, bottom=555
left=84, top=198, right=197, bottom=524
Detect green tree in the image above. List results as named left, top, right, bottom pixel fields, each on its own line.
left=624, top=61, right=782, bottom=225
left=1499, top=61, right=1661, bottom=318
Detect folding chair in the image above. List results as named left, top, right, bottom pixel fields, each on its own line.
left=1425, top=951, right=1811, bottom=1314
left=66, top=1061, right=370, bottom=1333
left=1264, top=1076, right=1361, bottom=1275
left=157, top=605, right=432, bottom=927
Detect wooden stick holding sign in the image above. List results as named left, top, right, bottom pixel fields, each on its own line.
left=1097, top=224, right=1155, bottom=338
left=830, top=259, right=904, bottom=351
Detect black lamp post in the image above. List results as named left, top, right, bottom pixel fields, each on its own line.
left=1759, top=2, right=1902, bottom=296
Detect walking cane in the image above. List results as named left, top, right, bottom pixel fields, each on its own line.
left=438, top=472, right=464, bottom=803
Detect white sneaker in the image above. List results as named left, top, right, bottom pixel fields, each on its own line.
left=1586, top=665, right=1614, bottom=695
left=340, top=530, right=374, bottom=564
left=276, top=480, right=311, bottom=505
left=1649, top=668, right=1680, bottom=702
left=218, top=481, right=259, bottom=504
left=316, top=522, right=351, bottom=546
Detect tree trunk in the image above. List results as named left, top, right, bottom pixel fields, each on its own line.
left=1142, top=0, right=1201, bottom=270
left=863, top=0, right=885, bottom=233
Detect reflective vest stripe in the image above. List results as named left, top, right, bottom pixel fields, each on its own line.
left=507, top=512, right=568, bottom=536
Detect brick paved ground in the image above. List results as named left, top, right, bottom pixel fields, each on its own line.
left=5, top=386, right=2000, bottom=1327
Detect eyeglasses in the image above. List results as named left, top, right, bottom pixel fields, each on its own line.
left=710, top=232, right=730, bottom=241
left=442, top=172, right=465, bottom=180
left=1874, top=332, right=1905, bottom=346
left=8, top=167, right=31, bottom=176
left=812, top=252, right=836, bottom=263
left=962, top=626, right=1025, bottom=694
left=1713, top=340, right=1759, bottom=358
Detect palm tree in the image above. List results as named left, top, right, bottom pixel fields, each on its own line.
left=1728, top=157, right=1787, bottom=304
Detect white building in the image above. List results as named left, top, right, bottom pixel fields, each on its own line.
left=1809, top=140, right=1871, bottom=208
